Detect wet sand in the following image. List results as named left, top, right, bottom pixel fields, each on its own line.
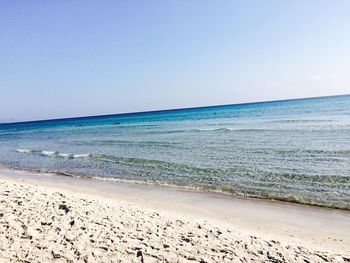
left=0, top=168, right=349, bottom=262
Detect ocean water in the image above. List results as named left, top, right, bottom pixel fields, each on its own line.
left=1, top=95, right=350, bottom=209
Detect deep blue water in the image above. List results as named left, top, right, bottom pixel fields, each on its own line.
left=1, top=95, right=350, bottom=209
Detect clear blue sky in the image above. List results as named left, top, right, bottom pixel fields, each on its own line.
left=1, top=1, right=349, bottom=121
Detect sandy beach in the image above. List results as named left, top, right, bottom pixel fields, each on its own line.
left=0, top=170, right=349, bottom=262
left=2, top=0, right=350, bottom=262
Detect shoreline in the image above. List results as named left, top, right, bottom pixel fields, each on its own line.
left=2, top=165, right=349, bottom=211
left=1, top=168, right=350, bottom=262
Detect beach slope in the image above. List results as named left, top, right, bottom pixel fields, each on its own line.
left=0, top=177, right=349, bottom=263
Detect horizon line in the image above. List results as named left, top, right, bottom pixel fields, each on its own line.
left=2, top=93, right=349, bottom=125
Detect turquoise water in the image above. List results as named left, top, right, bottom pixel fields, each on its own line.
left=1, top=95, right=350, bottom=209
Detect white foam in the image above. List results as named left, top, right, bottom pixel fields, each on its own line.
left=73, top=153, right=91, bottom=158
left=16, top=148, right=32, bottom=153
left=16, top=148, right=90, bottom=159
left=41, top=150, right=57, bottom=156
left=57, top=153, right=74, bottom=158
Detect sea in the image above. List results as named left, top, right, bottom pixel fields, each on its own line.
left=1, top=95, right=349, bottom=209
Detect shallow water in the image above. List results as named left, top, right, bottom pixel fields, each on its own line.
left=1, top=95, right=349, bottom=209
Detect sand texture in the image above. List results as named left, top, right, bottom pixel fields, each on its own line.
left=0, top=178, right=349, bottom=263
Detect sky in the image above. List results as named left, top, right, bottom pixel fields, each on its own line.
left=1, top=1, right=350, bottom=122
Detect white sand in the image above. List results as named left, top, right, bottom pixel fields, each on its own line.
left=0, top=172, right=349, bottom=262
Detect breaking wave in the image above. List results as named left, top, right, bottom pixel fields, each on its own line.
left=16, top=148, right=90, bottom=159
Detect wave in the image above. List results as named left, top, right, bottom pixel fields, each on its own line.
left=304, top=149, right=350, bottom=155
left=159, top=126, right=350, bottom=134
left=16, top=148, right=32, bottom=153
left=268, top=119, right=335, bottom=123
left=192, top=126, right=350, bottom=133
left=195, top=128, right=235, bottom=132
left=65, top=140, right=181, bottom=148
left=16, top=148, right=90, bottom=159
left=193, top=128, right=267, bottom=132
left=251, top=148, right=350, bottom=156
